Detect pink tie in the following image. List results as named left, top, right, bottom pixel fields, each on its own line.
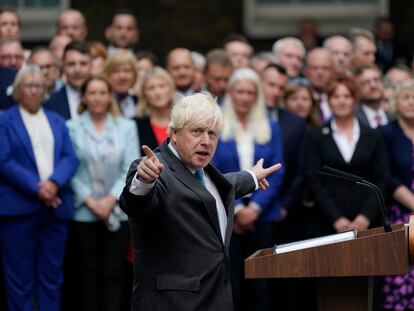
left=374, top=112, right=382, bottom=127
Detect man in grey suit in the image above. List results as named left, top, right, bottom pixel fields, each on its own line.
left=120, top=93, right=281, bottom=311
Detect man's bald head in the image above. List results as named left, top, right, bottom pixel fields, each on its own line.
left=166, top=48, right=195, bottom=92
left=57, top=9, right=87, bottom=41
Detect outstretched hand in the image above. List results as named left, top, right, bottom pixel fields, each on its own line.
left=251, top=159, right=282, bottom=191
left=137, top=145, right=164, bottom=183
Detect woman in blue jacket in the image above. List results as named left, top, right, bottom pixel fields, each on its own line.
left=0, top=65, right=78, bottom=311
left=213, top=67, right=284, bottom=311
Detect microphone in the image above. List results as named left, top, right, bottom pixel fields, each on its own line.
left=318, top=165, right=392, bottom=233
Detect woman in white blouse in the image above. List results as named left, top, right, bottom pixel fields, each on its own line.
left=67, top=76, right=139, bottom=311
left=305, top=77, right=390, bottom=236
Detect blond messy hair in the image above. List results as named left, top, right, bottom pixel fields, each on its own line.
left=168, top=92, right=223, bottom=136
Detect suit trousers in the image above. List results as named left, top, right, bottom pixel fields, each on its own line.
left=70, top=221, right=128, bottom=311
left=0, top=209, right=69, bottom=311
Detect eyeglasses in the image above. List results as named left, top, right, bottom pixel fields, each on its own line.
left=360, top=77, right=382, bottom=87
left=21, top=84, right=45, bottom=91
left=0, top=54, right=24, bottom=61
left=38, top=63, right=57, bottom=71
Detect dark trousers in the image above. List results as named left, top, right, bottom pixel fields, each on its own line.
left=0, top=211, right=69, bottom=311
left=69, top=221, right=129, bottom=311
left=230, top=222, right=274, bottom=311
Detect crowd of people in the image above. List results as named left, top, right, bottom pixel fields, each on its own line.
left=1, top=6, right=414, bottom=311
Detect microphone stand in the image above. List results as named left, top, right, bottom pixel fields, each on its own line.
left=318, top=166, right=392, bottom=233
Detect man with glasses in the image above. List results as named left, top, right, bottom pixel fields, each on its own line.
left=0, top=38, right=24, bottom=69
left=29, top=47, right=62, bottom=97
left=354, top=64, right=393, bottom=128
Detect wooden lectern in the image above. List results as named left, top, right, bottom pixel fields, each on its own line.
left=245, top=217, right=414, bottom=311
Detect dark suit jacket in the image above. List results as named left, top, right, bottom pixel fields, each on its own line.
left=0, top=106, right=78, bottom=219
left=119, top=141, right=256, bottom=311
left=356, top=104, right=394, bottom=128
left=379, top=120, right=413, bottom=195
left=44, top=86, right=71, bottom=120
left=277, top=108, right=308, bottom=210
left=0, top=66, right=16, bottom=110
left=133, top=116, right=159, bottom=150
left=305, top=121, right=390, bottom=235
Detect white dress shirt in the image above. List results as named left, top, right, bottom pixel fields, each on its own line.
left=19, top=107, right=54, bottom=180
left=117, top=94, right=136, bottom=118
left=361, top=104, right=388, bottom=129
left=66, top=85, right=81, bottom=119
left=331, top=118, right=360, bottom=163
left=235, top=127, right=254, bottom=172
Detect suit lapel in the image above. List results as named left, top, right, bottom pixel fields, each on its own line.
left=349, top=125, right=372, bottom=165
left=61, top=87, right=71, bottom=120
left=10, top=107, right=37, bottom=166
left=356, top=105, right=370, bottom=127
left=160, top=142, right=229, bottom=245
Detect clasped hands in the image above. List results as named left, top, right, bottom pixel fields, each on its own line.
left=334, top=214, right=370, bottom=232
left=85, top=195, right=117, bottom=221
left=38, top=180, right=61, bottom=208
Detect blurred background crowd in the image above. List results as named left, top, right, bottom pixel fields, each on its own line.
left=1, top=3, right=414, bottom=311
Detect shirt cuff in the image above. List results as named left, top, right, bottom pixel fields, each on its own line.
left=234, top=203, right=244, bottom=215
left=246, top=170, right=259, bottom=191
left=129, top=172, right=156, bottom=195
left=248, top=201, right=262, bottom=214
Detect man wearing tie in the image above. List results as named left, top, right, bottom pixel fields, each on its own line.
left=120, top=93, right=281, bottom=311
left=354, top=64, right=393, bottom=128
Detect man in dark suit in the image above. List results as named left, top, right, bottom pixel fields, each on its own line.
left=44, top=41, right=91, bottom=120
left=261, top=63, right=310, bottom=311
left=354, top=64, right=393, bottom=128
left=261, top=63, right=308, bottom=240
left=304, top=48, right=335, bottom=122
left=120, top=93, right=281, bottom=311
left=0, top=65, right=16, bottom=110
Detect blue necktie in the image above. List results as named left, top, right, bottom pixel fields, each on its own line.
left=194, top=169, right=205, bottom=187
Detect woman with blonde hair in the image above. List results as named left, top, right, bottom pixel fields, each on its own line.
left=102, top=48, right=138, bottom=118
left=67, top=76, right=139, bottom=311
left=213, top=67, right=284, bottom=311
left=134, top=66, right=176, bottom=149
left=380, top=79, right=414, bottom=310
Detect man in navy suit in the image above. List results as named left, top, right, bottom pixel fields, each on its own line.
left=261, top=63, right=310, bottom=311
left=44, top=41, right=91, bottom=119
left=261, top=63, right=307, bottom=235
left=0, top=65, right=16, bottom=111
